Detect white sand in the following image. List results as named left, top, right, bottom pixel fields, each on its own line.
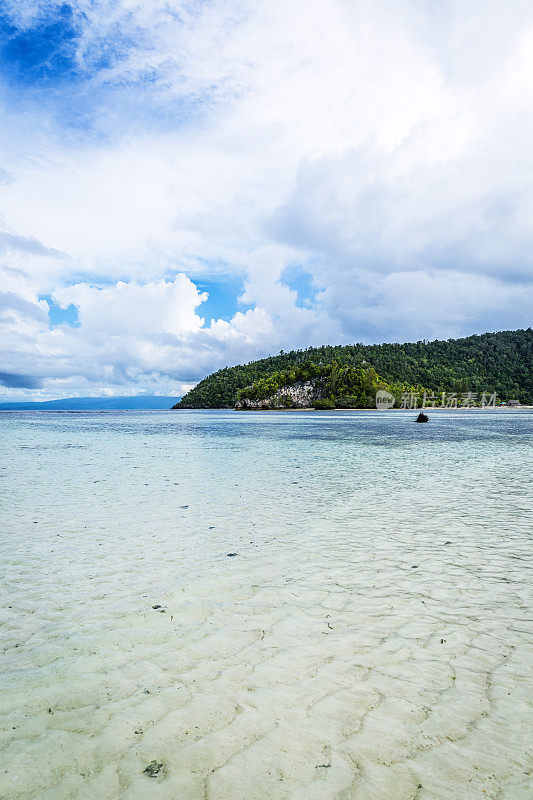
left=1, top=410, right=531, bottom=799
left=1, top=533, right=531, bottom=800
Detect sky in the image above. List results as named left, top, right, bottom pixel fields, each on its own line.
left=0, top=0, right=532, bottom=400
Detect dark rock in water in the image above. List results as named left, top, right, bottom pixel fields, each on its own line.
left=144, top=760, right=163, bottom=777
left=416, top=412, right=429, bottom=423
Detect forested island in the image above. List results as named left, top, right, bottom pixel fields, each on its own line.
left=173, top=328, right=532, bottom=409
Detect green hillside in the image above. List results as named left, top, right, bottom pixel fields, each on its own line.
left=235, top=363, right=425, bottom=410
left=173, top=328, right=533, bottom=408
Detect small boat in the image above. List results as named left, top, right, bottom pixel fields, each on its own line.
left=416, top=412, right=429, bottom=423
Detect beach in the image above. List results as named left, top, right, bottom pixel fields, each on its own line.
left=1, top=409, right=531, bottom=799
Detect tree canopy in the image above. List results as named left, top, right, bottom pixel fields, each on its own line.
left=173, top=328, right=533, bottom=408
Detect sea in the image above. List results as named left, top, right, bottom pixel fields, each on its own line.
left=1, top=409, right=532, bottom=800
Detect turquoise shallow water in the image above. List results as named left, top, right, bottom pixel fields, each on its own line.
left=0, top=410, right=532, bottom=800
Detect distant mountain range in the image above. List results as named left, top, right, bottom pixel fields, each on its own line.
left=0, top=396, right=180, bottom=411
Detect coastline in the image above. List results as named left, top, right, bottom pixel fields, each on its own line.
left=173, top=405, right=533, bottom=411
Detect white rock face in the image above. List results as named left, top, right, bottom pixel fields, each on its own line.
left=236, top=381, right=320, bottom=409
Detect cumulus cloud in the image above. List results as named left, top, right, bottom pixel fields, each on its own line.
left=54, top=275, right=206, bottom=338
left=0, top=273, right=322, bottom=399
left=0, top=0, right=532, bottom=398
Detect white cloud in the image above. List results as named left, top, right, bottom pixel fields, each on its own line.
left=54, top=275, right=206, bottom=337
left=0, top=0, right=532, bottom=398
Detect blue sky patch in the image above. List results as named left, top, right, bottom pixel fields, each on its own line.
left=195, top=276, right=251, bottom=325
left=42, top=295, right=80, bottom=328
left=0, top=3, right=81, bottom=85
left=279, top=265, right=318, bottom=308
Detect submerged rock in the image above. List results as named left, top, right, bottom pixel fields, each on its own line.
left=143, top=760, right=163, bottom=777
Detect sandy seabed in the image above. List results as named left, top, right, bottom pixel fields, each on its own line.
left=1, top=410, right=532, bottom=799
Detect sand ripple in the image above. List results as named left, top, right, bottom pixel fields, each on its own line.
left=0, top=410, right=531, bottom=799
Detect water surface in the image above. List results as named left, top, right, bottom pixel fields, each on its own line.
left=1, top=410, right=532, bottom=799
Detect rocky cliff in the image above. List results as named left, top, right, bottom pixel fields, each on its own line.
left=235, top=380, right=321, bottom=409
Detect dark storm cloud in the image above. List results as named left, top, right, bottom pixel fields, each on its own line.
left=0, top=371, right=42, bottom=388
